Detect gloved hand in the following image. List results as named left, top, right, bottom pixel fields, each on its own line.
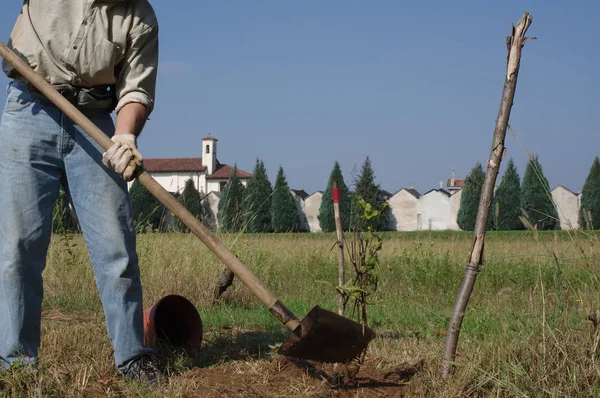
left=101, top=133, right=143, bottom=182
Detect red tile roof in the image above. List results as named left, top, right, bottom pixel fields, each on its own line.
left=144, top=158, right=205, bottom=172
left=206, top=164, right=252, bottom=180
left=202, top=136, right=218, bottom=141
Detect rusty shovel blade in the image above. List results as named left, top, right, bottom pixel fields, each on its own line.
left=278, top=306, right=375, bottom=363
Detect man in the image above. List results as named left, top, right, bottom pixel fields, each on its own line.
left=0, top=0, right=163, bottom=387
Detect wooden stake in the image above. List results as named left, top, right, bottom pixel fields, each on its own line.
left=333, top=182, right=346, bottom=316
left=440, top=11, right=534, bottom=378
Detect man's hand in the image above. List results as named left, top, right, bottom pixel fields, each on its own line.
left=102, top=134, right=143, bottom=182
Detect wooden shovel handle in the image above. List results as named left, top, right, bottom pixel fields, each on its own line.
left=0, top=41, right=300, bottom=331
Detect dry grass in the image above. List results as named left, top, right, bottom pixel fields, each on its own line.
left=2, top=229, right=600, bottom=397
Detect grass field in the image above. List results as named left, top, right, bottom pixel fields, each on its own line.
left=2, top=229, right=600, bottom=397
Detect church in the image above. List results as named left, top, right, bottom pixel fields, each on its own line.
left=140, top=136, right=252, bottom=195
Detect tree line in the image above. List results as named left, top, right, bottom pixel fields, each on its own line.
left=457, top=155, right=600, bottom=231
left=52, top=155, right=600, bottom=233
left=120, top=156, right=389, bottom=233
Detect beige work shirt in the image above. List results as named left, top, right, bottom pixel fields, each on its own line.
left=2, top=0, right=159, bottom=113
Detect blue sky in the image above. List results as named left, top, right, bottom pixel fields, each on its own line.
left=1, top=1, right=598, bottom=195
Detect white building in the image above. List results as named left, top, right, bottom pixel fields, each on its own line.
left=387, top=188, right=420, bottom=231
left=141, top=136, right=252, bottom=195
left=304, top=191, right=323, bottom=232
left=449, top=189, right=462, bottom=231
left=551, top=185, right=580, bottom=230
left=417, top=189, right=452, bottom=230
left=290, top=189, right=310, bottom=232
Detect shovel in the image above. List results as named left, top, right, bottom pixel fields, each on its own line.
left=0, top=41, right=374, bottom=363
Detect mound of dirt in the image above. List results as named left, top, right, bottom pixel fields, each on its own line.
left=176, top=356, right=422, bottom=397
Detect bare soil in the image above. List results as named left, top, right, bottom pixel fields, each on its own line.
left=166, top=356, right=421, bottom=397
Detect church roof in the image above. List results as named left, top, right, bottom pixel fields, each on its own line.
left=144, top=157, right=205, bottom=172
left=206, top=164, right=252, bottom=180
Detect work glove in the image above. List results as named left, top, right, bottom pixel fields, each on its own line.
left=101, top=133, right=143, bottom=182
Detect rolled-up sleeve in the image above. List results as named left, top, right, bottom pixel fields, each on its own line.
left=115, top=23, right=159, bottom=114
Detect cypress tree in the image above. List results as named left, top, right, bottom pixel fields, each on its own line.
left=493, top=158, right=523, bottom=230
left=243, top=159, right=273, bottom=232
left=217, top=165, right=245, bottom=232
left=175, top=178, right=203, bottom=232
left=353, top=156, right=388, bottom=231
left=457, top=162, right=485, bottom=231
left=579, top=156, right=600, bottom=229
left=129, top=179, right=165, bottom=232
left=52, top=186, right=75, bottom=233
left=271, top=166, right=299, bottom=232
left=318, top=161, right=351, bottom=232
left=520, top=155, right=558, bottom=230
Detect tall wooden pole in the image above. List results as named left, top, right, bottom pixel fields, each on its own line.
left=441, top=11, right=534, bottom=378
left=333, top=182, right=346, bottom=316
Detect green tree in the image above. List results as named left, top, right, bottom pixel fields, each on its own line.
left=579, top=156, right=600, bottom=229
left=353, top=156, right=388, bottom=231
left=175, top=178, right=203, bottom=232
left=492, top=158, right=523, bottom=230
left=129, top=179, right=165, bottom=232
left=52, top=186, right=75, bottom=233
left=457, top=162, right=485, bottom=231
left=243, top=159, right=273, bottom=232
left=520, top=155, right=558, bottom=230
left=217, top=165, right=245, bottom=232
left=319, top=161, right=351, bottom=232
left=271, top=166, right=299, bottom=232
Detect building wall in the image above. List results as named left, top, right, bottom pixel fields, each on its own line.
left=387, top=190, right=419, bottom=231
left=206, top=179, right=224, bottom=193
left=290, top=191, right=309, bottom=232
left=449, top=189, right=462, bottom=231
left=417, top=191, right=451, bottom=230
left=304, top=192, right=323, bottom=232
left=205, top=179, right=248, bottom=193
left=150, top=172, right=203, bottom=194
left=552, top=186, right=580, bottom=230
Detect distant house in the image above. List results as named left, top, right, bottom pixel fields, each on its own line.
left=387, top=188, right=420, bottom=231
left=140, top=136, right=252, bottom=195
left=551, top=185, right=580, bottom=230
left=304, top=191, right=323, bottom=232
left=290, top=188, right=310, bottom=232
left=417, top=189, right=451, bottom=230
left=132, top=136, right=251, bottom=231
left=449, top=189, right=462, bottom=231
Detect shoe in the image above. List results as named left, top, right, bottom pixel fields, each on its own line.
left=122, top=354, right=165, bottom=388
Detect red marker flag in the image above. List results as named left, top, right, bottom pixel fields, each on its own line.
left=332, top=187, right=340, bottom=203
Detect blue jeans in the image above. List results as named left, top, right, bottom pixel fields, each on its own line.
left=0, top=81, right=152, bottom=372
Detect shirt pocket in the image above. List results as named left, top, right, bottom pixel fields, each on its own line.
left=80, top=37, right=121, bottom=84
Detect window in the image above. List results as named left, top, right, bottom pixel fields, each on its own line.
left=205, top=144, right=210, bottom=154
left=219, top=182, right=226, bottom=192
